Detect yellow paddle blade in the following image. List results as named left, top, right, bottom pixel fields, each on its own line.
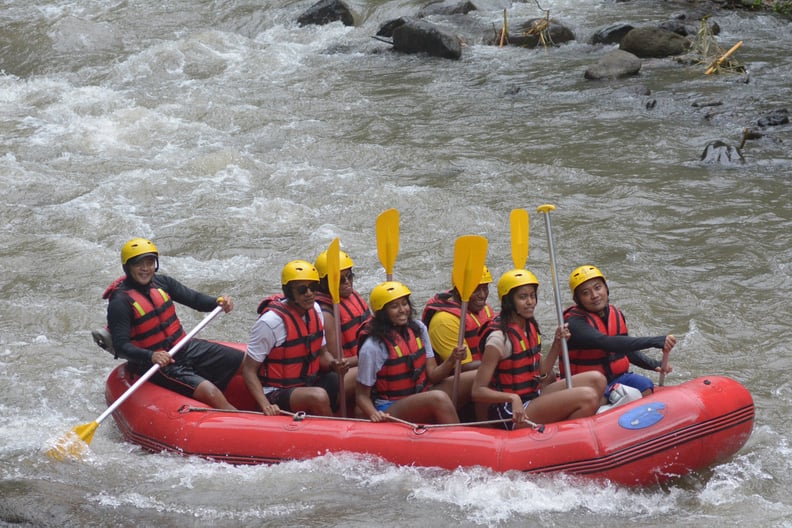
left=45, top=421, right=98, bottom=461
left=327, top=237, right=341, bottom=304
left=451, top=235, right=488, bottom=302
left=510, top=208, right=529, bottom=269
left=376, top=209, right=399, bottom=278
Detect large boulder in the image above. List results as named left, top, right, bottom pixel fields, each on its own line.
left=297, top=0, right=355, bottom=27
left=392, top=19, right=462, bottom=60
left=619, top=26, right=691, bottom=58
left=590, top=23, right=634, bottom=45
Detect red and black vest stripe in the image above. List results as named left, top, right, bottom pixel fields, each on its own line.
left=112, top=280, right=186, bottom=352
left=479, top=318, right=543, bottom=402
left=359, top=324, right=427, bottom=401
left=314, top=290, right=371, bottom=358
left=255, top=296, right=324, bottom=389
left=563, top=304, right=630, bottom=379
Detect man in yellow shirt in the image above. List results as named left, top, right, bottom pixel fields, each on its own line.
left=421, top=266, right=495, bottom=371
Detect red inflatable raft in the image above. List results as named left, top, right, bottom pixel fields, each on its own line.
left=105, top=344, right=754, bottom=487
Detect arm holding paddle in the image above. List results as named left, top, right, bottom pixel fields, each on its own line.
left=658, top=334, right=675, bottom=386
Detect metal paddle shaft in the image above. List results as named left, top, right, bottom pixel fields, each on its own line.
left=326, top=237, right=347, bottom=417
left=537, top=205, right=573, bottom=389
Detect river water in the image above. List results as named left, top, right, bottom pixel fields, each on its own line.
left=1, top=0, right=790, bottom=526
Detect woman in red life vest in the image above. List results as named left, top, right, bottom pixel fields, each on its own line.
left=104, top=238, right=242, bottom=410
left=243, top=260, right=349, bottom=417
left=313, top=248, right=371, bottom=416
left=563, top=265, right=675, bottom=402
left=356, top=281, right=473, bottom=424
left=472, top=269, right=605, bottom=430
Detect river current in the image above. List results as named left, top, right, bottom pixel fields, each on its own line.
left=1, top=0, right=790, bottom=526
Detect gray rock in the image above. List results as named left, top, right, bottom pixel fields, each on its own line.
left=620, top=26, right=691, bottom=58
left=584, top=49, right=642, bottom=80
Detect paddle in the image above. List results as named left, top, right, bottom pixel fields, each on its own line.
left=376, top=208, right=399, bottom=281
left=510, top=208, right=529, bottom=268
left=46, top=305, right=224, bottom=461
left=326, top=237, right=347, bottom=417
left=536, top=204, right=573, bottom=389
left=450, top=235, right=488, bottom=406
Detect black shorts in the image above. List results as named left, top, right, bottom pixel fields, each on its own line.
left=145, top=339, right=243, bottom=398
left=267, top=371, right=340, bottom=413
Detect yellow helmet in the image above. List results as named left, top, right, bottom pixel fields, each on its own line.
left=480, top=265, right=493, bottom=284
left=497, top=268, right=539, bottom=300
left=281, top=260, right=320, bottom=285
left=569, top=265, right=606, bottom=295
left=121, top=238, right=159, bottom=265
left=314, top=249, right=354, bottom=279
left=370, top=281, right=411, bottom=312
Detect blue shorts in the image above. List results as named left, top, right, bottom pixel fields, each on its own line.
left=607, top=372, right=654, bottom=398
left=374, top=399, right=396, bottom=412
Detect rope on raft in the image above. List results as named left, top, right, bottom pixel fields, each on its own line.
left=177, top=405, right=546, bottom=433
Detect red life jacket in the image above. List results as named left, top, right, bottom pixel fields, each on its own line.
left=562, top=304, right=630, bottom=379
left=421, top=291, right=494, bottom=360
left=255, top=295, right=324, bottom=389
left=103, top=276, right=185, bottom=352
left=358, top=323, right=427, bottom=400
left=480, top=317, right=543, bottom=402
left=314, top=290, right=371, bottom=358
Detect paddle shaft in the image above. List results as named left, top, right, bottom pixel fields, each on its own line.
left=332, top=303, right=347, bottom=417
left=94, top=306, right=223, bottom=425
left=326, top=238, right=347, bottom=416
left=451, top=300, right=470, bottom=407
left=537, top=206, right=573, bottom=389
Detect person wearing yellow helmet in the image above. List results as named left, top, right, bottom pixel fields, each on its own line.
left=312, top=247, right=371, bottom=415
left=355, top=281, right=468, bottom=424
left=243, top=260, right=349, bottom=417
left=472, top=269, right=606, bottom=429
left=563, top=265, right=675, bottom=405
left=102, top=238, right=241, bottom=410
left=421, top=265, right=495, bottom=370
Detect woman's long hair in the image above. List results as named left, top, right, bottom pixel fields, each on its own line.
left=366, top=296, right=421, bottom=341
left=499, top=285, right=541, bottom=336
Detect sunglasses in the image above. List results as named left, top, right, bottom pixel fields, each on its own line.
left=294, top=283, right=319, bottom=295
left=340, top=272, right=355, bottom=284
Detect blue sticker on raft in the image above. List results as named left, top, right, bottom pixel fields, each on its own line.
left=618, top=402, right=666, bottom=430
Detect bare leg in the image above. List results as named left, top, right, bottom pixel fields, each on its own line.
left=343, top=367, right=358, bottom=417
left=526, top=385, right=601, bottom=424
left=193, top=380, right=237, bottom=410
left=387, top=391, right=459, bottom=424
left=289, top=387, right=333, bottom=416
